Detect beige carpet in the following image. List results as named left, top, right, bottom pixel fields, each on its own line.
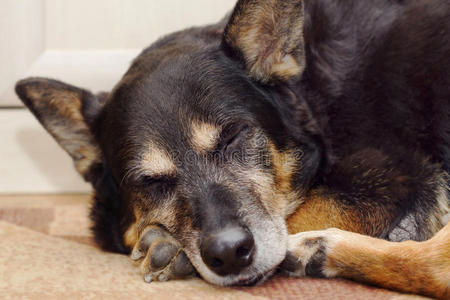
left=0, top=195, right=429, bottom=299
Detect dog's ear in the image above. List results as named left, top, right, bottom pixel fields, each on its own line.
left=223, top=0, right=306, bottom=83
left=15, top=77, right=105, bottom=182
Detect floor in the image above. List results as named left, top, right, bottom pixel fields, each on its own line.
left=0, top=194, right=428, bottom=299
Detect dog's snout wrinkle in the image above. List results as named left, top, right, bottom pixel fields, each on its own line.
left=201, top=225, right=255, bottom=276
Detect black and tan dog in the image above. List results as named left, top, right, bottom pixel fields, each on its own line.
left=15, top=0, right=449, bottom=298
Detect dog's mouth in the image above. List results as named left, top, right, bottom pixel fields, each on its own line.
left=234, top=274, right=267, bottom=287
left=232, top=268, right=276, bottom=286
left=191, top=250, right=284, bottom=287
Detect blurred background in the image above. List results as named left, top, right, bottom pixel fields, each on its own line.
left=0, top=0, right=235, bottom=193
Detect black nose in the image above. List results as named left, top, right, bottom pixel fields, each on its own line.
left=200, top=226, right=255, bottom=276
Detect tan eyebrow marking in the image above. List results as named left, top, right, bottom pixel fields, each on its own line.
left=190, top=120, right=221, bottom=153
left=140, top=143, right=176, bottom=177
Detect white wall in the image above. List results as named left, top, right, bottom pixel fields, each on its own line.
left=0, top=0, right=236, bottom=106
left=0, top=110, right=90, bottom=193
left=0, top=0, right=45, bottom=106
left=45, top=0, right=235, bottom=50
left=0, top=0, right=236, bottom=193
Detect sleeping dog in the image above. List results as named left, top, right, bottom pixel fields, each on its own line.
left=15, top=0, right=449, bottom=298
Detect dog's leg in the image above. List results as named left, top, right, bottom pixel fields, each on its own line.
left=282, top=149, right=449, bottom=297
left=280, top=223, right=450, bottom=299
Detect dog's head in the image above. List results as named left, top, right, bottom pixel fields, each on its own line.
left=16, top=0, right=323, bottom=286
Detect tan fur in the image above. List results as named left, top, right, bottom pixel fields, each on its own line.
left=288, top=183, right=405, bottom=238
left=141, top=143, right=177, bottom=177
left=123, top=205, right=142, bottom=248
left=429, top=173, right=450, bottom=231
left=287, top=191, right=365, bottom=234
left=244, top=141, right=302, bottom=218
left=270, top=55, right=303, bottom=80
left=124, top=222, right=139, bottom=249
left=28, top=88, right=84, bottom=121
left=287, top=180, right=449, bottom=299
left=190, top=121, right=220, bottom=153
left=224, top=0, right=306, bottom=82
left=123, top=192, right=181, bottom=248
left=323, top=224, right=450, bottom=299
left=242, top=168, right=285, bottom=216
left=21, top=82, right=101, bottom=178
left=268, top=142, right=297, bottom=194
left=267, top=141, right=302, bottom=216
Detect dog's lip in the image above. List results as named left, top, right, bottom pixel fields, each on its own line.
left=231, top=269, right=274, bottom=287
left=234, top=275, right=264, bottom=286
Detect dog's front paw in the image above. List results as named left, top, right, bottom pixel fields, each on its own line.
left=280, top=228, right=346, bottom=278
left=130, top=225, right=195, bottom=283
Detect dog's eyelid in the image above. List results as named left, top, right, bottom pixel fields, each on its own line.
left=146, top=175, right=175, bottom=182
left=137, top=175, right=177, bottom=187
left=141, top=175, right=161, bottom=185
left=217, top=123, right=251, bottom=151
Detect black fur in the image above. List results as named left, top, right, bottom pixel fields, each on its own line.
left=15, top=0, right=449, bottom=256
left=90, top=0, right=448, bottom=251
left=89, top=163, right=130, bottom=254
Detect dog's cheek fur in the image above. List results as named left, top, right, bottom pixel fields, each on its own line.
left=89, top=165, right=133, bottom=254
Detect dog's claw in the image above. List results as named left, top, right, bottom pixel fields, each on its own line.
left=144, top=273, right=154, bottom=283
left=158, top=274, right=168, bottom=282
left=131, top=249, right=144, bottom=261
left=131, top=225, right=195, bottom=283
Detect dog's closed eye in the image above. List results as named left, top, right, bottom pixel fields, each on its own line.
left=217, top=123, right=250, bottom=154
left=138, top=176, right=177, bottom=195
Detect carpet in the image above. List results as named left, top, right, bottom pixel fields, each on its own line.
left=0, top=194, right=429, bottom=299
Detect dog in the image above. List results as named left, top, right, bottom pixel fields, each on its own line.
left=15, top=0, right=449, bottom=298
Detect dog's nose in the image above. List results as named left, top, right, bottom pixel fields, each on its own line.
left=200, top=226, right=254, bottom=276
